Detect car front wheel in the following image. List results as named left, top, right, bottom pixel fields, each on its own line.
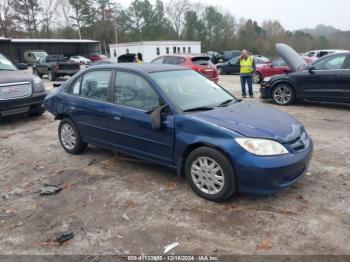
left=185, top=147, right=236, bottom=202
left=58, top=118, right=87, bottom=154
left=272, top=83, right=295, bottom=105
left=253, top=72, right=262, bottom=83
left=48, top=70, right=56, bottom=81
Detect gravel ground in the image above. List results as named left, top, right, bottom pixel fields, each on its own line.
left=0, top=74, right=349, bottom=255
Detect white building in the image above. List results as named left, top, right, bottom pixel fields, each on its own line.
left=109, top=41, right=201, bottom=62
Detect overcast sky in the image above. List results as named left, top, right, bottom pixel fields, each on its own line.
left=120, top=0, right=349, bottom=31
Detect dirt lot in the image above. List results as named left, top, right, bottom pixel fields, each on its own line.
left=0, top=74, right=349, bottom=256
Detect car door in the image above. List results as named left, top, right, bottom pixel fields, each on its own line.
left=296, top=54, right=348, bottom=101
left=36, top=56, right=47, bottom=75
left=338, top=55, right=350, bottom=102
left=67, top=69, right=114, bottom=144
left=107, top=70, right=175, bottom=166
left=226, top=56, right=240, bottom=74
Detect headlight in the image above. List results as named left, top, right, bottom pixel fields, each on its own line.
left=33, top=76, right=45, bottom=92
left=263, top=77, right=271, bottom=82
left=235, top=138, right=288, bottom=156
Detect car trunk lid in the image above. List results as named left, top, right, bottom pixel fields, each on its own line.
left=191, top=56, right=217, bottom=79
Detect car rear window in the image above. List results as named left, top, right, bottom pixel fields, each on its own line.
left=191, top=57, right=211, bottom=66
left=46, top=55, right=66, bottom=62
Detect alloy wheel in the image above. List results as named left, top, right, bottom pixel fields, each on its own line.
left=191, top=157, right=225, bottom=195
left=60, top=123, right=76, bottom=150
left=273, top=85, right=292, bottom=105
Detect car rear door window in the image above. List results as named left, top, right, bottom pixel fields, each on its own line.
left=163, top=56, right=180, bottom=65
left=80, top=70, right=112, bottom=101
left=115, top=71, right=160, bottom=111
left=313, top=55, right=347, bottom=70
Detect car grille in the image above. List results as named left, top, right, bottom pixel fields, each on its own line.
left=0, top=82, right=32, bottom=101
left=287, top=132, right=309, bottom=152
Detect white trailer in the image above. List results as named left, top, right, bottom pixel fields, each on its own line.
left=109, top=41, right=201, bottom=62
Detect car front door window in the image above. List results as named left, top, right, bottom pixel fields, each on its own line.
left=313, top=55, right=347, bottom=70
left=80, top=70, right=112, bottom=101
left=115, top=71, right=160, bottom=111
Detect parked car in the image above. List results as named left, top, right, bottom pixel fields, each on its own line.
left=0, top=53, right=46, bottom=118
left=33, top=55, right=80, bottom=81
left=69, top=55, right=91, bottom=65
left=118, top=53, right=137, bottom=63
left=151, top=55, right=218, bottom=82
left=24, top=50, right=48, bottom=65
left=44, top=63, right=313, bottom=202
left=216, top=56, right=269, bottom=75
left=302, top=49, right=348, bottom=62
left=222, top=50, right=241, bottom=62
left=89, top=54, right=108, bottom=62
left=260, top=43, right=350, bottom=105
left=254, top=57, right=313, bottom=83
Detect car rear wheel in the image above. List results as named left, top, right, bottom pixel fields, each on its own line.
left=58, top=118, right=87, bottom=154
left=185, top=147, right=236, bottom=202
left=48, top=70, right=56, bottom=81
left=252, top=72, right=262, bottom=83
left=272, top=84, right=295, bottom=105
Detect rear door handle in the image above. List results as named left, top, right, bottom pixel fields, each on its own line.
left=112, top=112, right=122, bottom=120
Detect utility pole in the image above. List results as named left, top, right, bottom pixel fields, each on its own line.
left=114, top=21, right=118, bottom=44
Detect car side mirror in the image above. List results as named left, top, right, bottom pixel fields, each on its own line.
left=148, top=104, right=169, bottom=130
left=16, top=63, right=28, bottom=70
left=307, top=64, right=315, bottom=73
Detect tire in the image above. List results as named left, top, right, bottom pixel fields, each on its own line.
left=58, top=118, right=87, bottom=154
left=185, top=146, right=237, bottom=202
left=28, top=104, right=46, bottom=116
left=48, top=70, right=56, bottom=81
left=252, top=72, right=262, bottom=83
left=272, top=83, right=295, bottom=105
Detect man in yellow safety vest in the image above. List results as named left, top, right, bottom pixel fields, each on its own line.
left=238, top=49, right=256, bottom=98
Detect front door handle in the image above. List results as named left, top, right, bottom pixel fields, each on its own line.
left=112, top=112, right=122, bottom=120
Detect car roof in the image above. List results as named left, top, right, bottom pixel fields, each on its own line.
left=90, top=63, right=189, bottom=73
left=157, top=54, right=210, bottom=58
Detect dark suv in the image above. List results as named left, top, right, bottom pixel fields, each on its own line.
left=0, top=53, right=46, bottom=118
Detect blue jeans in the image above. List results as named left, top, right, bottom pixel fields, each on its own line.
left=240, top=75, right=253, bottom=97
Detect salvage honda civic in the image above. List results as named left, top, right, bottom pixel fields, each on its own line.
left=44, top=63, right=313, bottom=202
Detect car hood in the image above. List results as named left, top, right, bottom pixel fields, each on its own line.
left=192, top=101, right=302, bottom=143
left=0, top=70, right=35, bottom=85
left=276, top=43, right=307, bottom=72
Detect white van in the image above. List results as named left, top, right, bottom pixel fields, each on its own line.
left=24, top=50, right=48, bottom=65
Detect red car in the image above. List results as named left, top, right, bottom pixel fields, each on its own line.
left=151, top=55, right=219, bottom=83
left=89, top=54, right=108, bottom=62
left=253, top=57, right=313, bottom=83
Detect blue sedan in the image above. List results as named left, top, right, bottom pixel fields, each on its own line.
left=44, top=63, right=313, bottom=202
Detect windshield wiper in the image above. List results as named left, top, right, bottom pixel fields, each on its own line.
left=218, top=99, right=235, bottom=107
left=183, top=106, right=214, bottom=112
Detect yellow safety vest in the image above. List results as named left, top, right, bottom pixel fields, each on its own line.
left=240, top=56, right=254, bottom=74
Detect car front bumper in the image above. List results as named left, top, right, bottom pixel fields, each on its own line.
left=260, top=82, right=273, bottom=99
left=0, top=91, right=47, bottom=117
left=231, top=139, right=313, bottom=194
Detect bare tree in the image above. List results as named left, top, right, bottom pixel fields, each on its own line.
left=165, top=0, right=190, bottom=38
left=40, top=0, right=59, bottom=38
left=0, top=0, right=13, bottom=37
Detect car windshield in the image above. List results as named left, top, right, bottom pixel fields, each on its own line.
left=151, top=70, right=235, bottom=111
left=0, top=54, right=17, bottom=71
